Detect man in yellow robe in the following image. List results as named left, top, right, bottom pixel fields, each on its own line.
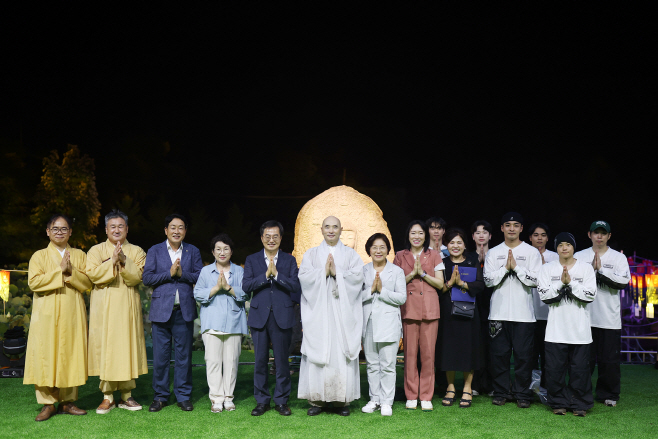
left=24, top=214, right=92, bottom=421
left=87, top=209, right=148, bottom=414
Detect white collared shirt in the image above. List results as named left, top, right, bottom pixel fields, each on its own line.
left=166, top=240, right=183, bottom=305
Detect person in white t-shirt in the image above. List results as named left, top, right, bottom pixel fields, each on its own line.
left=426, top=217, right=449, bottom=258
left=574, top=220, right=630, bottom=407
left=538, top=232, right=596, bottom=417
left=528, top=223, right=559, bottom=388
left=484, top=212, right=541, bottom=408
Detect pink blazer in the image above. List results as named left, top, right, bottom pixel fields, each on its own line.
left=393, top=249, right=443, bottom=321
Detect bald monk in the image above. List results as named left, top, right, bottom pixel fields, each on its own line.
left=298, top=216, right=365, bottom=416
left=25, top=214, right=92, bottom=421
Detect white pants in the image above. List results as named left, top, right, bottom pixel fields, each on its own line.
left=202, top=333, right=242, bottom=404
left=362, top=317, right=398, bottom=406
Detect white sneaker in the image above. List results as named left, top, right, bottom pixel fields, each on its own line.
left=420, top=400, right=433, bottom=411
left=604, top=399, right=617, bottom=407
left=471, top=390, right=479, bottom=396
left=406, top=400, right=417, bottom=410
left=211, top=402, right=223, bottom=413
left=223, top=401, right=236, bottom=411
left=381, top=404, right=392, bottom=416
left=361, top=401, right=380, bottom=413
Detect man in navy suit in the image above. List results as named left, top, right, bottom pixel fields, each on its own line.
left=142, top=214, right=203, bottom=412
left=243, top=220, right=301, bottom=416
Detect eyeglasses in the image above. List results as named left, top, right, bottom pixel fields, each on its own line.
left=50, top=227, right=70, bottom=234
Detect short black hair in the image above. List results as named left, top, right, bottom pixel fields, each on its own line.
left=210, top=233, right=235, bottom=252
left=260, top=220, right=284, bottom=237
left=164, top=213, right=188, bottom=229
left=404, top=220, right=430, bottom=252
left=365, top=233, right=391, bottom=256
left=444, top=228, right=469, bottom=251
left=471, top=220, right=492, bottom=236
left=528, top=222, right=550, bottom=237
left=426, top=217, right=447, bottom=230
left=47, top=213, right=73, bottom=229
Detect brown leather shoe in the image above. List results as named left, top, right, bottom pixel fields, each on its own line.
left=96, top=399, right=115, bottom=414
left=35, top=404, right=56, bottom=422
left=58, top=402, right=87, bottom=415
left=117, top=397, right=143, bottom=411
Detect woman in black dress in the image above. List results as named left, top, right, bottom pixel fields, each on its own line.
left=438, top=228, right=485, bottom=408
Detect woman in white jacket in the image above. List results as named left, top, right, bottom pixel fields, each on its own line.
left=361, top=233, right=407, bottom=416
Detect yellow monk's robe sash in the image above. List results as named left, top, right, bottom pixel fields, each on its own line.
left=86, top=239, right=148, bottom=381
left=23, top=242, right=91, bottom=388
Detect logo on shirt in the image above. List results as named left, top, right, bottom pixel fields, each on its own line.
left=516, top=256, right=526, bottom=261
left=551, top=276, right=561, bottom=281
left=603, top=264, right=614, bottom=269
left=574, top=277, right=583, bottom=283
left=497, top=255, right=506, bottom=260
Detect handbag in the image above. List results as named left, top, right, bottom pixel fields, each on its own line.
left=451, top=301, right=475, bottom=319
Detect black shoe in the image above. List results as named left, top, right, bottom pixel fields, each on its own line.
left=149, top=400, right=166, bottom=412
left=516, top=400, right=531, bottom=409
left=492, top=397, right=507, bottom=406
left=337, top=407, right=350, bottom=416
left=307, top=406, right=322, bottom=416
left=274, top=404, right=292, bottom=416
left=251, top=403, right=271, bottom=416
left=178, top=400, right=194, bottom=411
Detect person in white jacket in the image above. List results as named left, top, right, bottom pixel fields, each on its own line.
left=484, top=212, right=542, bottom=408
left=361, top=233, right=407, bottom=417
left=538, top=232, right=597, bottom=417
left=574, top=220, right=630, bottom=407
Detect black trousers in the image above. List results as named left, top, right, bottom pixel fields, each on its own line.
left=590, top=327, right=621, bottom=402
left=532, top=319, right=548, bottom=388
left=472, top=319, right=493, bottom=394
left=251, top=311, right=293, bottom=405
left=489, top=321, right=535, bottom=400
left=545, top=342, right=593, bottom=410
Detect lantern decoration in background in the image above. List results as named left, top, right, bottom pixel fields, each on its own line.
left=0, top=270, right=10, bottom=302
left=631, top=274, right=638, bottom=303
left=646, top=274, right=658, bottom=305
left=647, top=303, right=655, bottom=319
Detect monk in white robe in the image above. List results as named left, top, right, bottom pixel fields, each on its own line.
left=87, top=210, right=148, bottom=414
left=24, top=215, right=91, bottom=421
left=298, top=216, right=364, bottom=416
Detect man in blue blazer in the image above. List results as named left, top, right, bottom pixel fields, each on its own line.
left=142, top=214, right=203, bottom=412
left=242, top=220, right=301, bottom=416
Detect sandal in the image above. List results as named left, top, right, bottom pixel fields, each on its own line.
left=442, top=390, right=455, bottom=407
left=460, top=392, right=473, bottom=408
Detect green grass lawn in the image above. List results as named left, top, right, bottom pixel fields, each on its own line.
left=1, top=352, right=656, bottom=439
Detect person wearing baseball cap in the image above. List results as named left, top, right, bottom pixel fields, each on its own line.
left=538, top=232, right=597, bottom=416
left=574, top=221, right=630, bottom=407
left=483, top=212, right=542, bottom=408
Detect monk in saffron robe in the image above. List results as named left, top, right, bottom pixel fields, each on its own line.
left=25, top=214, right=92, bottom=421
left=298, top=216, right=365, bottom=416
left=87, top=209, right=147, bottom=414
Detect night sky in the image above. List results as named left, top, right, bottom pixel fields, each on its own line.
left=2, top=4, right=654, bottom=262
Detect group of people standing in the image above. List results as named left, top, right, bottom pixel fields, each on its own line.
left=22, top=208, right=629, bottom=422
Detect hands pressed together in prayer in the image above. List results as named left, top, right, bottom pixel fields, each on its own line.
left=266, top=258, right=278, bottom=279
left=561, top=265, right=572, bottom=284
left=445, top=266, right=466, bottom=290
left=592, top=252, right=602, bottom=271
left=325, top=254, right=337, bottom=278
left=477, top=244, right=487, bottom=264
left=112, top=242, right=127, bottom=269
left=170, top=258, right=182, bottom=278
left=371, top=272, right=382, bottom=295
left=212, top=270, right=235, bottom=298
left=60, top=250, right=72, bottom=278
left=505, top=250, right=517, bottom=271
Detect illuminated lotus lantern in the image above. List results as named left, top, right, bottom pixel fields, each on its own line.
left=292, top=185, right=395, bottom=266
left=0, top=271, right=9, bottom=303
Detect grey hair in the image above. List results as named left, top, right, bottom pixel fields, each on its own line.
left=105, top=209, right=129, bottom=226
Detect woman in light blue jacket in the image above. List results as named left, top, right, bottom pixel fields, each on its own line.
left=194, top=233, right=248, bottom=413
left=361, top=233, right=407, bottom=417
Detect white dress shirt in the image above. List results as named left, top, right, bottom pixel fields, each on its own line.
left=263, top=249, right=279, bottom=280
left=166, top=240, right=183, bottom=305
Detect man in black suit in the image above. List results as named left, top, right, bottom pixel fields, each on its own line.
left=242, top=220, right=301, bottom=416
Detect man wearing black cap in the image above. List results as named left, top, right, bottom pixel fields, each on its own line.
left=538, top=232, right=597, bottom=416
left=484, top=212, right=542, bottom=408
left=574, top=221, right=630, bottom=407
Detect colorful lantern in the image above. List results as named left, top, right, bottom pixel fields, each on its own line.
left=0, top=270, right=10, bottom=302
left=647, top=303, right=655, bottom=319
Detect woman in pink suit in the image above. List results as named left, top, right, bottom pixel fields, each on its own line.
left=393, top=220, right=444, bottom=411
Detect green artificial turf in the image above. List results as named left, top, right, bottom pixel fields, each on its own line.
left=1, top=352, right=656, bottom=439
